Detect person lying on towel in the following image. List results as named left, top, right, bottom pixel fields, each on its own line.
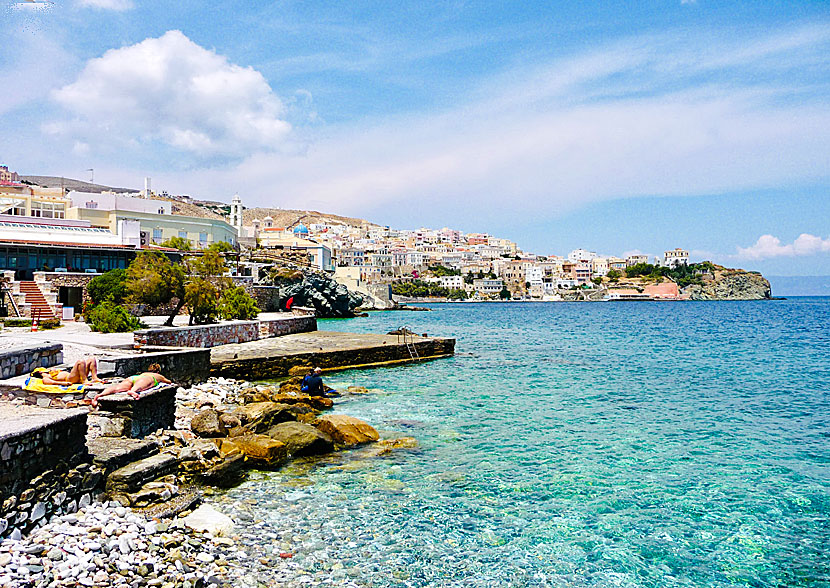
left=30, top=357, right=102, bottom=385
left=91, top=363, right=172, bottom=408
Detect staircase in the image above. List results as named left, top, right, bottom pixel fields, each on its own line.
left=18, top=281, right=56, bottom=319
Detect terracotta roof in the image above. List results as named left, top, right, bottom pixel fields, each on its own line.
left=0, top=238, right=134, bottom=249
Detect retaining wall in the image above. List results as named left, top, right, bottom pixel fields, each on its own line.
left=134, top=316, right=316, bottom=349
left=0, top=405, right=101, bottom=539
left=98, top=349, right=211, bottom=386
left=95, top=385, right=177, bottom=439
left=0, top=343, right=63, bottom=379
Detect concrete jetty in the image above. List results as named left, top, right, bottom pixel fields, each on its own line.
left=210, top=330, right=455, bottom=379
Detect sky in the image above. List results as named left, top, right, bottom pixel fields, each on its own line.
left=1, top=1, right=829, bottom=277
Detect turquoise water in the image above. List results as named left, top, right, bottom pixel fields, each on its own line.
left=215, top=300, right=830, bottom=587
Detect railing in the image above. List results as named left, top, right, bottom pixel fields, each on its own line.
left=395, top=326, right=420, bottom=361
left=1, top=287, right=21, bottom=317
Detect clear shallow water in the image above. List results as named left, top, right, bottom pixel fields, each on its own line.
left=215, top=300, right=830, bottom=587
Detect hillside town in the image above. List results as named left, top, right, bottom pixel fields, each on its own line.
left=0, top=164, right=708, bottom=319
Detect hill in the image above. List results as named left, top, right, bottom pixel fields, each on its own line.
left=21, top=175, right=138, bottom=194
left=241, top=207, right=379, bottom=230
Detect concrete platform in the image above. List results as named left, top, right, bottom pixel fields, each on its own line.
left=0, top=403, right=87, bottom=440
left=210, top=330, right=455, bottom=379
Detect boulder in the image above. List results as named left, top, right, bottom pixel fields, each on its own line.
left=190, top=409, right=226, bottom=438
left=267, top=422, right=334, bottom=457
left=219, top=435, right=288, bottom=466
left=315, top=415, right=379, bottom=447
left=288, top=365, right=313, bottom=376
left=182, top=504, right=234, bottom=537
left=231, top=402, right=296, bottom=432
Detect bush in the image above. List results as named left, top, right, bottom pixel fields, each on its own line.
left=87, top=299, right=144, bottom=333
left=87, top=269, right=128, bottom=306
left=3, top=318, right=32, bottom=327
left=218, top=286, right=260, bottom=320
left=161, top=236, right=192, bottom=251
left=39, top=318, right=61, bottom=330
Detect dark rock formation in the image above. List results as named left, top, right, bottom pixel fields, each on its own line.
left=261, top=267, right=363, bottom=317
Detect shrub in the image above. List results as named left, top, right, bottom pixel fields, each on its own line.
left=39, top=318, right=61, bottom=330
left=3, top=318, right=32, bottom=327
left=218, top=286, right=260, bottom=320
left=87, top=268, right=128, bottom=306
left=161, top=236, right=192, bottom=251
left=87, top=299, right=144, bottom=333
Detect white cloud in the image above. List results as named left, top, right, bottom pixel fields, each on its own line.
left=737, top=234, right=830, bottom=260
left=50, top=30, right=290, bottom=159
left=76, top=0, right=133, bottom=10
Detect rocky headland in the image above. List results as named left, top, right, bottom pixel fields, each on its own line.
left=682, top=265, right=772, bottom=300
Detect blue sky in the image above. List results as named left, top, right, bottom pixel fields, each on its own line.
left=1, top=1, right=829, bottom=276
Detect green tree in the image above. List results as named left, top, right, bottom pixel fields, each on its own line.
left=185, top=277, right=219, bottom=325
left=126, top=252, right=186, bottom=326
left=161, top=236, right=192, bottom=251
left=87, top=268, right=128, bottom=306
left=447, top=288, right=468, bottom=300
left=591, top=276, right=603, bottom=286
left=218, top=286, right=260, bottom=320
left=207, top=241, right=234, bottom=253
left=428, top=265, right=461, bottom=277
left=606, top=269, right=622, bottom=281
left=499, top=287, right=511, bottom=300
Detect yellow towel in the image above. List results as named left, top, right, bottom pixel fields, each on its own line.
left=23, top=375, right=85, bottom=395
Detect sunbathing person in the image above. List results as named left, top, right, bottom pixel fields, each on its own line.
left=91, top=363, right=172, bottom=407
left=31, top=357, right=101, bottom=385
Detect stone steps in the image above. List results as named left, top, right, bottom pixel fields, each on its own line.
left=87, top=437, right=159, bottom=473
left=106, top=453, right=179, bottom=494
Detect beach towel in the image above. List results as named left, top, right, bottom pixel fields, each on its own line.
left=23, top=376, right=85, bottom=395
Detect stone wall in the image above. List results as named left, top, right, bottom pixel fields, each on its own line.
left=97, top=349, right=211, bottom=387
left=0, top=405, right=101, bottom=539
left=34, top=272, right=96, bottom=304
left=249, top=285, right=281, bottom=312
left=0, top=343, right=63, bottom=379
left=262, top=315, right=317, bottom=337
left=212, top=336, right=456, bottom=379
left=134, top=321, right=260, bottom=348
left=94, top=385, right=177, bottom=439
left=134, top=316, right=317, bottom=349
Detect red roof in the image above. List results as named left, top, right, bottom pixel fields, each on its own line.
left=0, top=238, right=134, bottom=249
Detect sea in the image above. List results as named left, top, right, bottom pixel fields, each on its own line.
left=210, top=299, right=830, bottom=587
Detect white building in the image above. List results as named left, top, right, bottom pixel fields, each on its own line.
left=472, top=278, right=504, bottom=296
left=663, top=248, right=689, bottom=268
left=568, top=248, right=597, bottom=263
left=440, top=275, right=464, bottom=290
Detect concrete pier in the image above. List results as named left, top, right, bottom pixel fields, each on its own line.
left=210, top=330, right=455, bottom=379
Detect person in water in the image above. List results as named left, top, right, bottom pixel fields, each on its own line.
left=31, top=357, right=101, bottom=385
left=301, top=367, right=326, bottom=396
left=91, top=363, right=172, bottom=407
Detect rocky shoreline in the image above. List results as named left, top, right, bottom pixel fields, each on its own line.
left=1, top=374, right=409, bottom=588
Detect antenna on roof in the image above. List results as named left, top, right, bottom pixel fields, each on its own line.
left=86, top=168, right=94, bottom=184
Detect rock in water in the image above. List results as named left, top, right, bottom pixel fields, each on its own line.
left=190, top=409, right=226, bottom=438
left=315, top=415, right=379, bottom=447
left=219, top=435, right=288, bottom=466
left=182, top=504, right=234, bottom=537
left=231, top=402, right=296, bottom=431
left=267, top=422, right=334, bottom=457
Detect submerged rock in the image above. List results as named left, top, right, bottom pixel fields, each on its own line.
left=267, top=422, right=334, bottom=457
left=315, top=415, right=379, bottom=447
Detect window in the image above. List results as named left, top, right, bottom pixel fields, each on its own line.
left=199, top=232, right=207, bottom=244
left=178, top=231, right=187, bottom=239
left=153, top=228, right=163, bottom=243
